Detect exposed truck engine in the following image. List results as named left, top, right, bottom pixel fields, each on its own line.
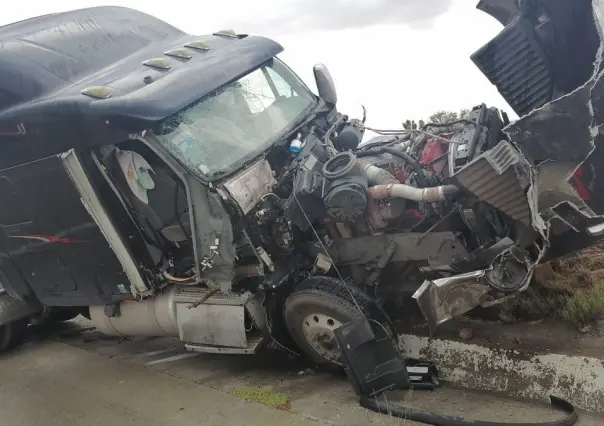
left=221, top=102, right=540, bottom=336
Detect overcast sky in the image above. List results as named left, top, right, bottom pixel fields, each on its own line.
left=1, top=0, right=511, bottom=129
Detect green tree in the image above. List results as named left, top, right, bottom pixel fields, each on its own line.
left=427, top=109, right=470, bottom=124
left=403, top=109, right=469, bottom=130
left=402, top=119, right=425, bottom=130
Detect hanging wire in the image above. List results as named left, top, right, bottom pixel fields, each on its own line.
left=261, top=292, right=301, bottom=356
left=362, top=125, right=467, bottom=145
left=293, top=193, right=365, bottom=316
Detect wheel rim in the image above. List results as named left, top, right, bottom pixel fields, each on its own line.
left=301, top=313, right=343, bottom=363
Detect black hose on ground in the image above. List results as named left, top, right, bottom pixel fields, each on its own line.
left=360, top=395, right=578, bottom=426
left=356, top=147, right=428, bottom=187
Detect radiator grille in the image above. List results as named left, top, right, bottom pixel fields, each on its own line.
left=453, top=141, right=532, bottom=225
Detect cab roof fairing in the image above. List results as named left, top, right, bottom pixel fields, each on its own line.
left=0, top=34, right=284, bottom=127
left=0, top=6, right=284, bottom=167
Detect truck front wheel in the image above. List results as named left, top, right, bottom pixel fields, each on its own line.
left=283, top=276, right=388, bottom=366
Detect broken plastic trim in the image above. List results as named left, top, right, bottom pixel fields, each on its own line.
left=360, top=395, right=578, bottom=426
left=412, top=270, right=492, bottom=335
left=587, top=222, right=604, bottom=236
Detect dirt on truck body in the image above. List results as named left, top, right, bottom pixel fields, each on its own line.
left=0, top=1, right=604, bottom=366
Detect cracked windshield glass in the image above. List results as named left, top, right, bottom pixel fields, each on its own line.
left=154, top=58, right=316, bottom=179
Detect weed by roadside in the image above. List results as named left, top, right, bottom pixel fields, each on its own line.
left=232, top=386, right=291, bottom=410
left=501, top=246, right=604, bottom=327
left=560, top=280, right=604, bottom=325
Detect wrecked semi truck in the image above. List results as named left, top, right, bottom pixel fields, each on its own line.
left=0, top=1, right=603, bottom=365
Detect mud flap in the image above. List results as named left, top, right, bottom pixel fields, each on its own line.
left=333, top=316, right=410, bottom=397
left=333, top=316, right=439, bottom=396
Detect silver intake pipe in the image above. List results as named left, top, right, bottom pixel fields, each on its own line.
left=368, top=183, right=459, bottom=203
left=362, top=162, right=400, bottom=186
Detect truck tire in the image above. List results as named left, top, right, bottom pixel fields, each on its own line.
left=0, top=318, right=28, bottom=353
left=283, top=276, right=389, bottom=366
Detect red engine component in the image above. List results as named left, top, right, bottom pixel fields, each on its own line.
left=393, top=166, right=406, bottom=183
left=419, top=138, right=447, bottom=174
left=571, top=166, right=591, bottom=201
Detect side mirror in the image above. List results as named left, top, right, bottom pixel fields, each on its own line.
left=313, top=64, right=338, bottom=105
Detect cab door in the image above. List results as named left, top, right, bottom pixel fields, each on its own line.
left=0, top=150, right=149, bottom=306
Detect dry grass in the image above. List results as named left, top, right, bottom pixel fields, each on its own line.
left=503, top=246, right=604, bottom=326
left=560, top=281, right=604, bottom=325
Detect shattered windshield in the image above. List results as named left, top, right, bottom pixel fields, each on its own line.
left=153, top=58, right=316, bottom=180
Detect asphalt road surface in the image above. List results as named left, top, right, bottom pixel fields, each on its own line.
left=0, top=318, right=602, bottom=426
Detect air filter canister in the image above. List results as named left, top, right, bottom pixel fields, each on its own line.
left=322, top=152, right=369, bottom=223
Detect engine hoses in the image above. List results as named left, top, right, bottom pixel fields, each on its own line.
left=369, top=183, right=460, bottom=203
left=356, top=147, right=429, bottom=187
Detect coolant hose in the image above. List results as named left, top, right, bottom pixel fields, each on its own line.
left=360, top=395, right=578, bottom=426
left=369, top=183, right=459, bottom=203
left=356, top=147, right=428, bottom=187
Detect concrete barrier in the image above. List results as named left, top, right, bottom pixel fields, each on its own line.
left=400, top=334, right=604, bottom=413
